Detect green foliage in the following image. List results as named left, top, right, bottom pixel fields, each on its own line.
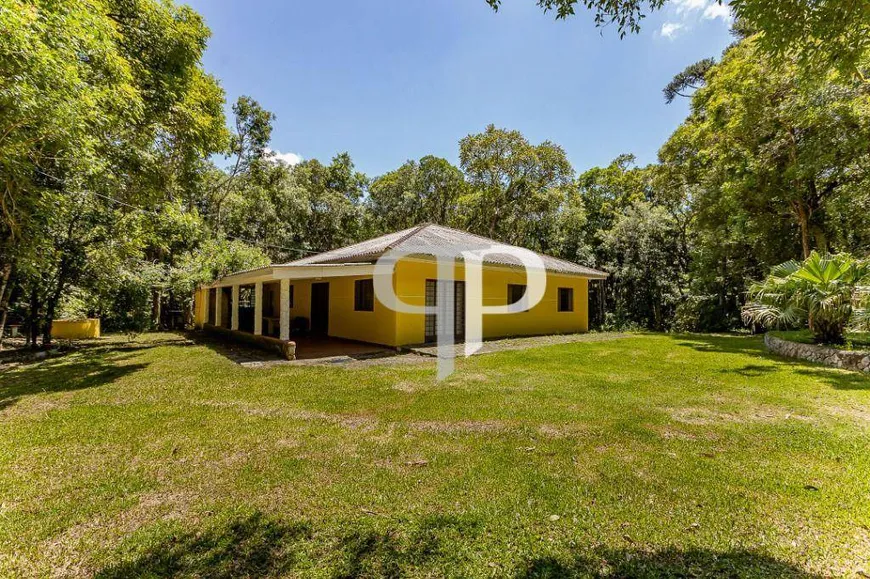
left=742, top=252, right=870, bottom=344
left=487, top=0, right=870, bottom=77
left=169, top=238, right=270, bottom=309
left=600, top=201, right=686, bottom=330
left=1, top=0, right=229, bottom=341
left=487, top=0, right=667, bottom=37
left=290, top=154, right=368, bottom=253
left=660, top=36, right=870, bottom=333
left=5, top=0, right=870, bottom=341
left=367, top=156, right=466, bottom=233
left=663, top=58, right=715, bottom=104
left=459, top=124, right=575, bottom=253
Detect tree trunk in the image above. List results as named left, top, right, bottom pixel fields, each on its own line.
left=0, top=262, right=11, bottom=349
left=794, top=201, right=811, bottom=259
left=28, top=288, right=39, bottom=349
left=813, top=318, right=844, bottom=345
left=42, top=254, right=71, bottom=347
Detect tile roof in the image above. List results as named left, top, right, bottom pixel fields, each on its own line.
left=283, top=223, right=608, bottom=278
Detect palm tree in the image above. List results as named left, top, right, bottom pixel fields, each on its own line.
left=741, top=252, right=870, bottom=344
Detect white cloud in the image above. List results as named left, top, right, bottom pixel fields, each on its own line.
left=660, top=22, right=685, bottom=39
left=672, top=0, right=708, bottom=14
left=659, top=0, right=731, bottom=39
left=265, top=147, right=302, bottom=166
left=703, top=2, right=733, bottom=22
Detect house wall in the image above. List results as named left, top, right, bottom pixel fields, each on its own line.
left=326, top=275, right=398, bottom=346
left=393, top=259, right=589, bottom=346
left=195, top=258, right=590, bottom=348
left=287, top=280, right=312, bottom=320
left=277, top=277, right=397, bottom=346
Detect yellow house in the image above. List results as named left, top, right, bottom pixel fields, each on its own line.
left=194, top=224, right=607, bottom=356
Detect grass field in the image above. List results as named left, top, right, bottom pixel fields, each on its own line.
left=1, top=333, right=868, bottom=577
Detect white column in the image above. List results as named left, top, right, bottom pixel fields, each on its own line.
left=254, top=282, right=263, bottom=335
left=214, top=288, right=222, bottom=327
left=279, top=279, right=290, bottom=341
left=231, top=285, right=240, bottom=331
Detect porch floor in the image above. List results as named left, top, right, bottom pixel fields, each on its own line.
left=194, top=330, right=394, bottom=365
left=292, top=335, right=394, bottom=361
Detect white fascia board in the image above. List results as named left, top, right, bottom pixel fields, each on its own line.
left=210, top=264, right=376, bottom=287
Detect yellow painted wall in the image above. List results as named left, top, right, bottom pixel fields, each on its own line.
left=288, top=280, right=312, bottom=320
left=326, top=275, right=398, bottom=346
left=393, top=259, right=588, bottom=346
left=198, top=259, right=589, bottom=347
left=52, top=319, right=101, bottom=340
left=194, top=288, right=207, bottom=327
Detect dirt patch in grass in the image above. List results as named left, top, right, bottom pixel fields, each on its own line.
left=824, top=404, right=870, bottom=426
left=408, top=419, right=510, bottom=434
left=391, top=380, right=424, bottom=392
left=0, top=395, right=73, bottom=419
left=195, top=400, right=378, bottom=430
left=668, top=407, right=815, bottom=426
left=536, top=423, right=589, bottom=439
left=656, top=427, right=702, bottom=441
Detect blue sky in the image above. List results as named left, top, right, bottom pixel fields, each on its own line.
left=186, top=0, right=734, bottom=176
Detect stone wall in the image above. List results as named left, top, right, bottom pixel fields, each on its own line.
left=764, top=334, right=870, bottom=373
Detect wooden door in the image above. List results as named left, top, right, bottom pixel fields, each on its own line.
left=310, top=282, right=330, bottom=334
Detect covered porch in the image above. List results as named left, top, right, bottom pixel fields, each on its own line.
left=194, top=263, right=383, bottom=360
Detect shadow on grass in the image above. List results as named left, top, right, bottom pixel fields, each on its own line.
left=334, top=514, right=481, bottom=578
left=97, top=512, right=311, bottom=579
left=675, top=334, right=870, bottom=390
left=673, top=333, right=767, bottom=357
left=794, top=368, right=870, bottom=391
left=719, top=364, right=780, bottom=378
left=184, top=330, right=284, bottom=365
left=96, top=512, right=481, bottom=578
left=515, top=547, right=821, bottom=578
left=0, top=351, right=147, bottom=411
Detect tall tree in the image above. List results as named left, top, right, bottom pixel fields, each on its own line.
left=291, top=154, right=368, bottom=253
left=367, top=156, right=466, bottom=233
left=459, top=125, right=575, bottom=252
left=662, top=38, right=870, bottom=259
left=575, top=154, right=654, bottom=265
left=1, top=0, right=228, bottom=345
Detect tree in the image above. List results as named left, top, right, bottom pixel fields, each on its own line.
left=211, top=96, right=275, bottom=228
left=663, top=58, right=715, bottom=104
left=459, top=125, right=575, bottom=252
left=600, top=201, right=686, bottom=330
left=367, top=156, right=466, bottom=233
left=1, top=0, right=228, bottom=345
left=574, top=154, right=663, bottom=269
left=486, top=0, right=870, bottom=77
left=291, top=154, right=368, bottom=253
left=168, top=238, right=270, bottom=325
left=742, top=252, right=870, bottom=344
left=660, top=38, right=870, bottom=261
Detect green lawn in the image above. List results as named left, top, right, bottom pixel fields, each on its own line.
left=1, top=333, right=868, bottom=578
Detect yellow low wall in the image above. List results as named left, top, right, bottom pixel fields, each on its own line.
left=51, top=319, right=101, bottom=340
